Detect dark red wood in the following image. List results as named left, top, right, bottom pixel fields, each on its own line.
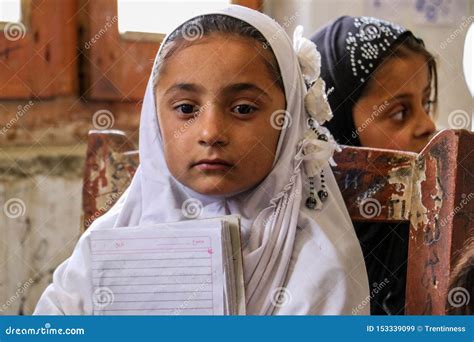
left=332, top=146, right=417, bottom=222
left=81, top=129, right=138, bottom=231
left=405, top=130, right=474, bottom=315
left=81, top=128, right=474, bottom=315
left=0, top=0, right=77, bottom=98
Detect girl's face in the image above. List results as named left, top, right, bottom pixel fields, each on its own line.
left=155, top=34, right=285, bottom=196
left=352, top=52, right=436, bottom=153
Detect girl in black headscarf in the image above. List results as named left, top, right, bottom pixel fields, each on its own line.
left=311, top=16, right=438, bottom=315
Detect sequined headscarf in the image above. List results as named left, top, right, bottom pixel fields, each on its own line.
left=310, top=16, right=424, bottom=146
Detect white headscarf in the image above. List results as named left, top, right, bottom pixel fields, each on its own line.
left=34, top=5, right=369, bottom=315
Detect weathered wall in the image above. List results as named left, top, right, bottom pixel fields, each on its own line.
left=0, top=146, right=85, bottom=314
left=0, top=92, right=140, bottom=315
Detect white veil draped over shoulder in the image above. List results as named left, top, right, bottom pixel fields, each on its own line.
left=34, top=5, right=369, bottom=315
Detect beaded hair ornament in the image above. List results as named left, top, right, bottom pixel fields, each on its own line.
left=292, top=26, right=340, bottom=210
left=346, top=17, right=405, bottom=83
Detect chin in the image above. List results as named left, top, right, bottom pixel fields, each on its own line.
left=189, top=181, right=233, bottom=196
left=190, top=180, right=248, bottom=197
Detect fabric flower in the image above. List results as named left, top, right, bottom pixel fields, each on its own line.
left=296, top=129, right=338, bottom=178
left=292, top=25, right=339, bottom=183
left=304, top=78, right=333, bottom=125
left=293, top=25, right=321, bottom=83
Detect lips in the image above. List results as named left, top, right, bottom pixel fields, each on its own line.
left=192, top=158, right=233, bottom=171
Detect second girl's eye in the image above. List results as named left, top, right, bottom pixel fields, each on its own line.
left=423, top=100, right=434, bottom=114
left=389, top=108, right=407, bottom=122
left=175, top=104, right=199, bottom=115
left=232, top=104, right=257, bottom=115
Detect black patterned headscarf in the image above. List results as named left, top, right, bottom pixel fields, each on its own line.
left=310, top=16, right=424, bottom=146
left=311, top=16, right=429, bottom=315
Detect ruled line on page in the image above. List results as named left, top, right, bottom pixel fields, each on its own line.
left=91, top=257, right=211, bottom=262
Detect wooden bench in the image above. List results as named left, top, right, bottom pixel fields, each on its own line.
left=81, top=128, right=474, bottom=315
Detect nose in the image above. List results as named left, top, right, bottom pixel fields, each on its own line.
left=413, top=105, right=436, bottom=140
left=198, top=105, right=229, bottom=147
left=412, top=104, right=436, bottom=151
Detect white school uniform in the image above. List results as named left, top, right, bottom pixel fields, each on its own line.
left=34, top=5, right=369, bottom=315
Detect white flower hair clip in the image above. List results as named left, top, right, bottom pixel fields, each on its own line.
left=293, top=25, right=333, bottom=125
left=293, top=25, right=321, bottom=84
left=292, top=25, right=340, bottom=210
left=305, top=78, right=333, bottom=125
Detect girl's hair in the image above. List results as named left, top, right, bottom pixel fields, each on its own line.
left=446, top=238, right=474, bottom=315
left=152, top=14, right=284, bottom=93
left=363, top=33, right=438, bottom=114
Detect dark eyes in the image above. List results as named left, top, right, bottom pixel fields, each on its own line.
left=390, top=109, right=407, bottom=122
left=388, top=99, right=434, bottom=123
left=174, top=104, right=199, bottom=115
left=232, top=104, right=257, bottom=115
left=173, top=103, right=258, bottom=116
left=423, top=100, right=434, bottom=113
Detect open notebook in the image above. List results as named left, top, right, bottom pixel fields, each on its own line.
left=89, top=215, right=245, bottom=315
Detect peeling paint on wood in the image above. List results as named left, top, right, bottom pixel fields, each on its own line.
left=80, top=129, right=474, bottom=316
left=82, top=130, right=139, bottom=230
left=388, top=162, right=414, bottom=221
left=409, top=156, right=428, bottom=233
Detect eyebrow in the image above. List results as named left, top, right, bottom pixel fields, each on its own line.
left=384, top=85, right=432, bottom=104
left=164, top=83, right=205, bottom=97
left=222, top=83, right=271, bottom=100
left=164, top=82, right=271, bottom=100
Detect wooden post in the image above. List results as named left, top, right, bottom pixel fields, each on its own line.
left=405, top=129, right=474, bottom=314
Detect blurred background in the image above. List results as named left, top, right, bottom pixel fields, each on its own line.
left=0, top=0, right=472, bottom=314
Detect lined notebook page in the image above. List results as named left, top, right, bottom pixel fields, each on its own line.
left=89, top=221, right=224, bottom=315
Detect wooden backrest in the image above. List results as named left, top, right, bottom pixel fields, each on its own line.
left=81, top=129, right=474, bottom=315
left=82, top=130, right=139, bottom=230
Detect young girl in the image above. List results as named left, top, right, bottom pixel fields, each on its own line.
left=34, top=5, right=369, bottom=315
left=311, top=16, right=438, bottom=315
left=311, top=16, right=437, bottom=152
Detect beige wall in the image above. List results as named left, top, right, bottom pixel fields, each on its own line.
left=0, top=147, right=85, bottom=314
